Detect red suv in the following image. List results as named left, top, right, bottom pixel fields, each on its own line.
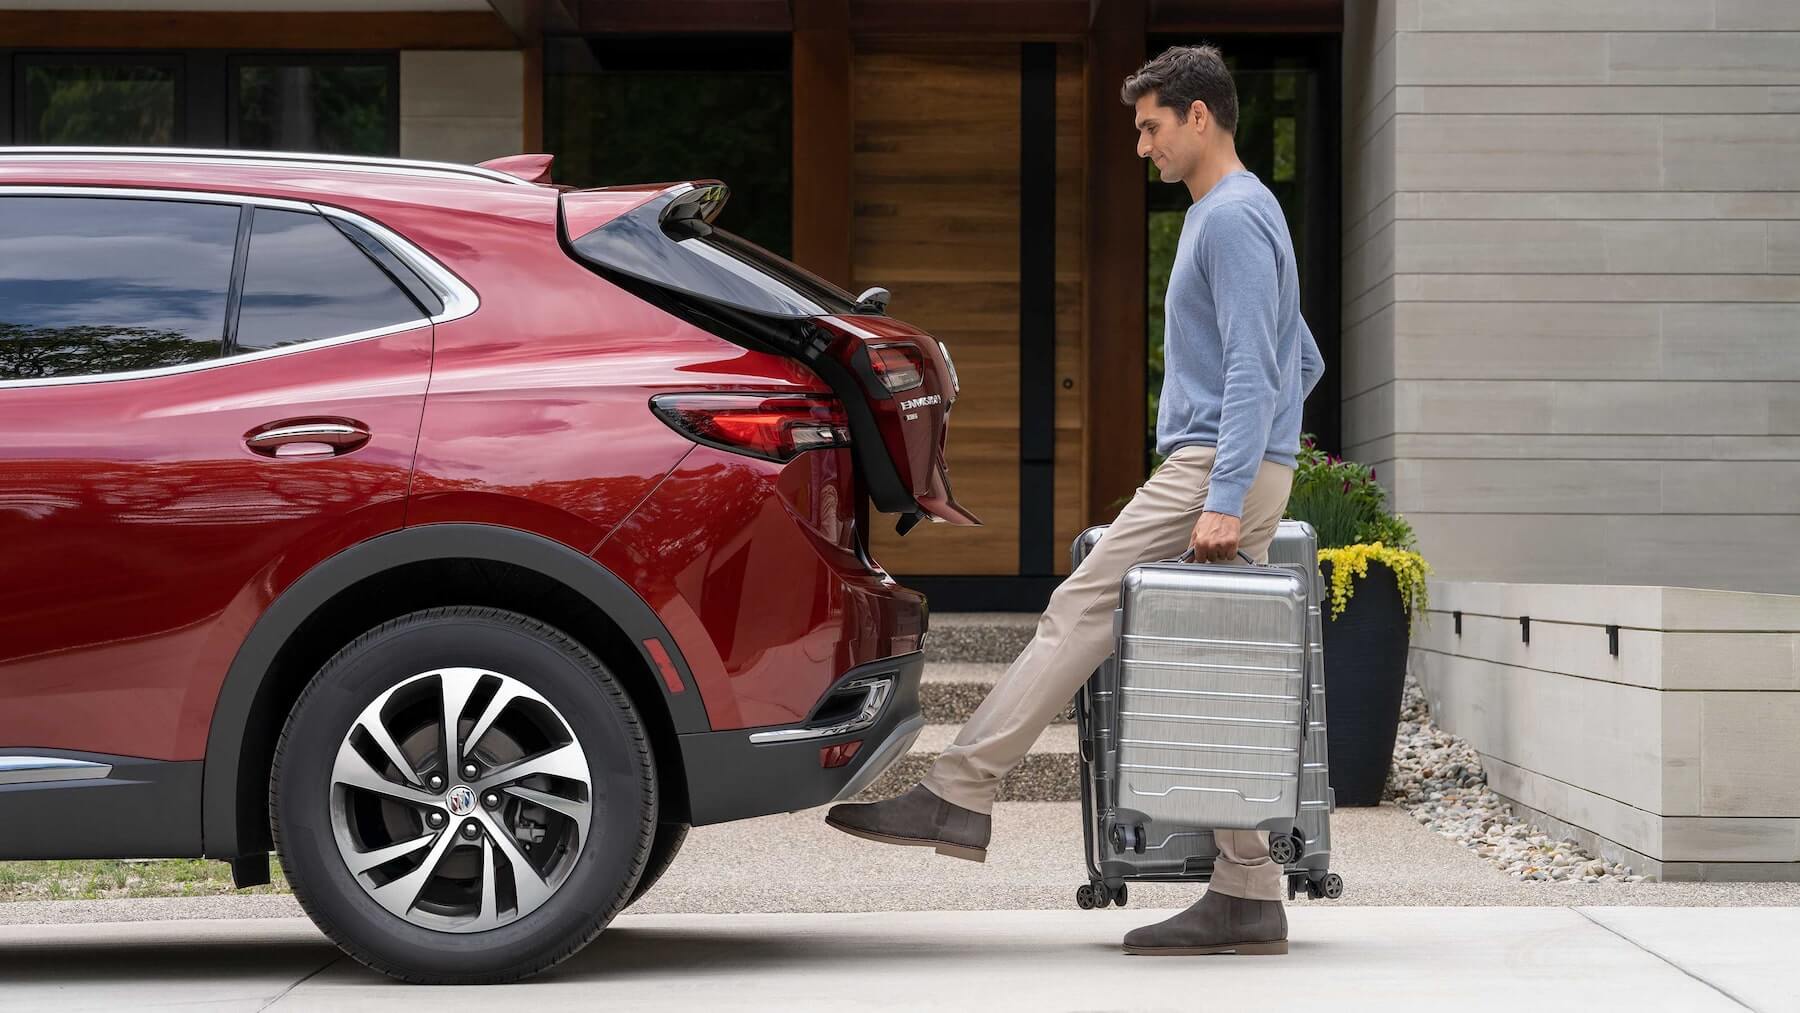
left=0, top=147, right=975, bottom=983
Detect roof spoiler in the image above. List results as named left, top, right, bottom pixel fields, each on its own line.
left=476, top=153, right=557, bottom=185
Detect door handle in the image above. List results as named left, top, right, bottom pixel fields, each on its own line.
left=245, top=420, right=371, bottom=459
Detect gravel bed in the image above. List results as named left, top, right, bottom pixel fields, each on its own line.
left=1385, top=675, right=1643, bottom=884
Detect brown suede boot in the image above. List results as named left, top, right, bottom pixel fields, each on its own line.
left=1122, top=889, right=1288, bottom=955
left=825, top=784, right=991, bottom=862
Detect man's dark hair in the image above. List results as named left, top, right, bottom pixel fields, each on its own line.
left=1119, top=44, right=1238, bottom=133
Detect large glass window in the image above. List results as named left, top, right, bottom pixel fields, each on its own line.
left=5, top=51, right=396, bottom=153
left=0, top=196, right=238, bottom=380
left=234, top=208, right=426, bottom=353
left=232, top=57, right=396, bottom=155
left=18, top=58, right=179, bottom=145
left=545, top=36, right=793, bottom=256
left=1145, top=40, right=1338, bottom=465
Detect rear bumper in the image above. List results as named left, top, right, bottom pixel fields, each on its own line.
left=679, top=651, right=925, bottom=826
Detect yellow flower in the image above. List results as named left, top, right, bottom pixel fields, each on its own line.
left=1316, top=543, right=1432, bottom=633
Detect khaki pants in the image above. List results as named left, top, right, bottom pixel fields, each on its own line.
left=922, top=444, right=1296, bottom=901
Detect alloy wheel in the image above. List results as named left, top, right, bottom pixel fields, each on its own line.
left=327, top=667, right=592, bottom=932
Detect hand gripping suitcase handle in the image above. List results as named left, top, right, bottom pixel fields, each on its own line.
left=1171, top=547, right=1257, bottom=565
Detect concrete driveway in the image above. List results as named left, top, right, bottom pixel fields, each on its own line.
left=0, top=906, right=1793, bottom=1012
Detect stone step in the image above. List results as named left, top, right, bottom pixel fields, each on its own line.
left=920, top=662, right=1074, bottom=726
left=924, top=611, right=1037, bottom=665
left=855, top=723, right=1080, bottom=803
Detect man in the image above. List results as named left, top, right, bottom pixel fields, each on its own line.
left=826, top=44, right=1326, bottom=956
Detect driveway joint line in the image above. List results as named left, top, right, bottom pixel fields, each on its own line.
left=1571, top=906, right=1757, bottom=1012
left=258, top=953, right=339, bottom=1011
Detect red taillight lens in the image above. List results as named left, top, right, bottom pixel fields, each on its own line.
left=650, top=392, right=851, bottom=463
left=867, top=343, right=925, bottom=393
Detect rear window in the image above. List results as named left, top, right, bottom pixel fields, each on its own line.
left=567, top=188, right=860, bottom=320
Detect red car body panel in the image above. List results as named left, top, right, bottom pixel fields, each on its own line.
left=596, top=444, right=924, bottom=730
left=0, top=154, right=936, bottom=771
left=0, top=326, right=430, bottom=760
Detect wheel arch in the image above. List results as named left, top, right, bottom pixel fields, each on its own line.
left=201, top=523, right=709, bottom=859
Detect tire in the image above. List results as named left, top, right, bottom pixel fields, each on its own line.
left=623, top=821, right=689, bottom=909
left=271, top=607, right=656, bottom=984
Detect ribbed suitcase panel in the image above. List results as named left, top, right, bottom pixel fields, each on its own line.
left=1268, top=521, right=1336, bottom=856
left=1073, top=521, right=1335, bottom=886
left=1116, top=564, right=1308, bottom=830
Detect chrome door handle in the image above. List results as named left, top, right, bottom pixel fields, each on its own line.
left=245, top=420, right=372, bottom=458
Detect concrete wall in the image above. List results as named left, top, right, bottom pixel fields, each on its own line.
left=1342, top=1, right=1800, bottom=594
left=1413, top=579, right=1800, bottom=880
left=398, top=50, right=523, bottom=164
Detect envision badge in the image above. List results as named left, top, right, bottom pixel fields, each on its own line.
left=447, top=784, right=477, bottom=816
left=900, top=394, right=942, bottom=411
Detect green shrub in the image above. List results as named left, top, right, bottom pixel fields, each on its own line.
left=1286, top=433, right=1430, bottom=627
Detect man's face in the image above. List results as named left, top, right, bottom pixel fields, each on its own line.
left=1135, top=92, right=1204, bottom=183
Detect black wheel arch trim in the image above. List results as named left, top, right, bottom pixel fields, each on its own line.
left=201, top=522, right=710, bottom=859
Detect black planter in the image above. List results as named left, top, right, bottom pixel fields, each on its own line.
left=1319, top=558, right=1412, bottom=806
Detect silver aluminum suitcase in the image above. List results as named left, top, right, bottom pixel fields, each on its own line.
left=1071, top=521, right=1344, bottom=908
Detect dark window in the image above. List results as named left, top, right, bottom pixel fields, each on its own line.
left=3, top=50, right=397, bottom=151
left=545, top=36, right=793, bottom=256
left=234, top=208, right=426, bottom=352
left=18, top=59, right=180, bottom=144
left=570, top=188, right=858, bottom=320
left=231, top=57, right=397, bottom=155
left=0, top=196, right=237, bottom=381
left=1143, top=37, right=1340, bottom=466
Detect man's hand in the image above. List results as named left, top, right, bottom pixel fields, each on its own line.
left=1189, top=511, right=1241, bottom=563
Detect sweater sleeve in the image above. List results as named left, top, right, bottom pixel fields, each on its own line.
left=1300, top=321, right=1325, bottom=400
left=1197, top=201, right=1283, bottom=518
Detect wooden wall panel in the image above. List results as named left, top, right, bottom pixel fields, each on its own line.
left=0, top=11, right=516, bottom=50
left=1052, top=42, right=1088, bottom=575
left=1084, top=0, right=1149, bottom=525
left=854, top=42, right=1025, bottom=576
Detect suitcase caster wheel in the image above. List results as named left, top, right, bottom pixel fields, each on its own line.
left=1112, top=883, right=1129, bottom=908
left=1076, top=884, right=1098, bottom=910
left=1320, top=873, right=1344, bottom=900
left=1269, top=833, right=1300, bottom=866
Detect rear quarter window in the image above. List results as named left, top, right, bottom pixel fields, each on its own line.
left=234, top=207, right=429, bottom=353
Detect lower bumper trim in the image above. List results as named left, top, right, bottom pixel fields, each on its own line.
left=678, top=652, right=925, bottom=826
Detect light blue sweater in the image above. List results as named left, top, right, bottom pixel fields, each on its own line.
left=1156, top=171, right=1325, bottom=518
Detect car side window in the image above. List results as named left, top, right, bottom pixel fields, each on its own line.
left=0, top=195, right=239, bottom=381
left=234, top=208, right=429, bottom=353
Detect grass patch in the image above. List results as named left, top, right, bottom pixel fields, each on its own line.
left=0, top=858, right=292, bottom=902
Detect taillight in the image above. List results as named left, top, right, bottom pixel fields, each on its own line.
left=650, top=392, right=851, bottom=463
left=867, top=343, right=925, bottom=393
left=937, top=340, right=960, bottom=401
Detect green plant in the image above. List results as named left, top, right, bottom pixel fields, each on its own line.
left=1285, top=433, right=1430, bottom=627
left=1287, top=435, right=1414, bottom=551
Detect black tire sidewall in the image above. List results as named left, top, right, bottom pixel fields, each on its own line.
left=623, top=821, right=688, bottom=910
left=274, top=608, right=653, bottom=982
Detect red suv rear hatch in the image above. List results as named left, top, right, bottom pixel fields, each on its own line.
left=561, top=181, right=979, bottom=533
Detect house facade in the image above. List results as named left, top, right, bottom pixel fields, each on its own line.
left=3, top=0, right=1796, bottom=604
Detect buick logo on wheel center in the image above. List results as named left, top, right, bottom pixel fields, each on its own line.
left=447, top=784, right=477, bottom=816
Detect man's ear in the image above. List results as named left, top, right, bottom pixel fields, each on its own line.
left=1188, top=99, right=1210, bottom=132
